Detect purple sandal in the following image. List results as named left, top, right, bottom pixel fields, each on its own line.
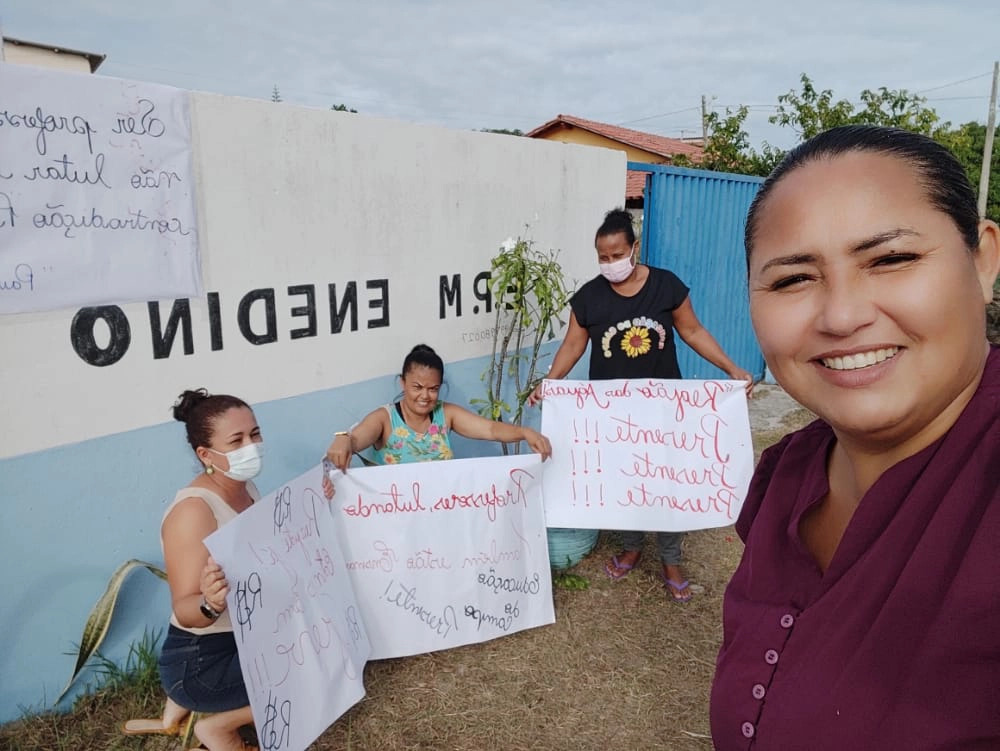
left=604, top=553, right=640, bottom=581
left=661, top=576, right=694, bottom=603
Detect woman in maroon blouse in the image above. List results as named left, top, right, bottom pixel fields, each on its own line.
left=710, top=125, right=1000, bottom=750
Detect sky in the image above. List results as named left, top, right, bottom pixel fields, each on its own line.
left=2, top=0, right=999, bottom=150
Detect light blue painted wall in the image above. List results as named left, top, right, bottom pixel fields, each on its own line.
left=0, top=343, right=587, bottom=723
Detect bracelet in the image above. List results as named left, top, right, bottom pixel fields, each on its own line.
left=199, top=597, right=222, bottom=620
left=333, top=431, right=351, bottom=439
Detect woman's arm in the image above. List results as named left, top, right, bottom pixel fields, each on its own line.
left=161, top=498, right=226, bottom=628
left=526, top=311, right=590, bottom=406
left=672, top=297, right=754, bottom=396
left=325, top=407, right=390, bottom=471
left=444, top=403, right=552, bottom=459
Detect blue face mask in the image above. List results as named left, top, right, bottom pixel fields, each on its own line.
left=209, top=442, right=264, bottom=481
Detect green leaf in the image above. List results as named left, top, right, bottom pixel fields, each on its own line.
left=58, top=559, right=167, bottom=702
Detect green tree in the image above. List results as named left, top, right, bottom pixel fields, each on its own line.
left=332, top=103, right=358, bottom=113
left=855, top=86, right=939, bottom=134
left=271, top=84, right=282, bottom=103
left=480, top=128, right=524, bottom=136
left=936, top=120, right=1000, bottom=344
left=769, top=74, right=856, bottom=139
left=672, top=106, right=781, bottom=177
left=934, top=120, right=1000, bottom=223
left=769, top=74, right=940, bottom=138
left=689, top=74, right=995, bottom=194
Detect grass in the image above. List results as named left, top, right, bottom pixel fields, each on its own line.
left=0, top=397, right=815, bottom=751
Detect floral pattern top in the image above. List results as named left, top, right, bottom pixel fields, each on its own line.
left=571, top=266, right=689, bottom=380
left=371, top=401, right=454, bottom=465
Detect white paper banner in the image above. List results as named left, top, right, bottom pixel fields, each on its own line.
left=540, top=378, right=753, bottom=532
left=0, top=63, right=200, bottom=314
left=332, top=454, right=554, bottom=660
left=205, top=471, right=369, bottom=751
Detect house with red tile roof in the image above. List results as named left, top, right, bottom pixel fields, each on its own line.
left=526, top=114, right=703, bottom=208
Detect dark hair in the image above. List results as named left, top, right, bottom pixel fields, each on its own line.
left=745, top=125, right=980, bottom=265
left=401, top=344, right=444, bottom=379
left=172, top=388, right=250, bottom=452
left=595, top=207, right=636, bottom=247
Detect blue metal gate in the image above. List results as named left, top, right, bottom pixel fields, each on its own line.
left=632, top=162, right=766, bottom=380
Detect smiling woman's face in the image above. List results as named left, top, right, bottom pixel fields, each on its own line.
left=748, top=150, right=998, bottom=448
left=400, top=364, right=442, bottom=416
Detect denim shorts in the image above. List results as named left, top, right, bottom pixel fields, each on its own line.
left=158, top=624, right=249, bottom=713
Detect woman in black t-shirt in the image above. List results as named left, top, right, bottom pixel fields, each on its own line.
left=529, top=208, right=753, bottom=601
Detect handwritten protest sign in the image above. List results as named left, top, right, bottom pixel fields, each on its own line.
left=332, top=454, right=554, bottom=660
left=0, top=63, right=200, bottom=314
left=205, top=471, right=369, bottom=751
left=540, top=378, right=753, bottom=532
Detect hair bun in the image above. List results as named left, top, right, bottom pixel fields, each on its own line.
left=172, top=388, right=210, bottom=423
left=410, top=344, right=437, bottom=356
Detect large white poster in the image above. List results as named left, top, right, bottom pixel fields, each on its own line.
left=540, top=378, right=753, bottom=531
left=0, top=63, right=200, bottom=314
left=205, top=471, right=369, bottom=751
left=332, top=454, right=554, bottom=660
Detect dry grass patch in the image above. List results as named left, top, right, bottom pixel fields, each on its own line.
left=0, top=401, right=816, bottom=751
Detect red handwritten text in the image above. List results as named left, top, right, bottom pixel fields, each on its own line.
left=616, top=482, right=739, bottom=518
left=344, top=482, right=427, bottom=518
left=542, top=380, right=610, bottom=410
left=633, top=379, right=728, bottom=420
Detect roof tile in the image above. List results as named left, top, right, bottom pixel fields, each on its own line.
left=526, top=113, right=704, bottom=160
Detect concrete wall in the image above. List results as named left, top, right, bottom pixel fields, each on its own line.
left=0, top=85, right=624, bottom=721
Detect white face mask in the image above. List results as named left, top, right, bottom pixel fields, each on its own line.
left=599, top=248, right=636, bottom=283
left=209, top=442, right=264, bottom=481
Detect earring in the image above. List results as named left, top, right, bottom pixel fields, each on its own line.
left=205, top=464, right=214, bottom=475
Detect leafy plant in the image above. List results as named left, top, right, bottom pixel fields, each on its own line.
left=58, top=559, right=166, bottom=702
left=86, top=628, right=164, bottom=697
left=472, top=234, right=573, bottom=453
left=552, top=570, right=589, bottom=590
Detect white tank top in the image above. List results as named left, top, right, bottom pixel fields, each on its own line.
left=160, top=483, right=259, bottom=636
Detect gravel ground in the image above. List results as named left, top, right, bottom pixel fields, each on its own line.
left=748, top=383, right=807, bottom=432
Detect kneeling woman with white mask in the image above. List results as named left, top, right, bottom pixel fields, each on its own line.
left=155, top=388, right=265, bottom=750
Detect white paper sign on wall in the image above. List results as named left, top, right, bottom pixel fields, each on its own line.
left=206, top=471, right=369, bottom=751
left=540, top=378, right=753, bottom=532
left=0, top=63, right=200, bottom=314
left=332, top=453, right=554, bottom=660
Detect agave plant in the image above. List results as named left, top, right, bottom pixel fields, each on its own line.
left=58, top=559, right=166, bottom=701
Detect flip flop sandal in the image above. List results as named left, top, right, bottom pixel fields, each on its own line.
left=661, top=576, right=694, bottom=603
left=121, top=718, right=186, bottom=736
left=604, top=553, right=639, bottom=581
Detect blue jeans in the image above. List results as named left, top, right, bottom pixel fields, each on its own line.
left=158, top=624, right=249, bottom=713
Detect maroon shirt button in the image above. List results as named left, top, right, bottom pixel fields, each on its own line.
left=742, top=721, right=755, bottom=738
left=764, top=649, right=779, bottom=665
left=752, top=683, right=766, bottom=700
left=780, top=613, right=794, bottom=628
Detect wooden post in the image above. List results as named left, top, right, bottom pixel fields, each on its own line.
left=978, top=61, right=999, bottom=219
left=701, top=95, right=708, bottom=145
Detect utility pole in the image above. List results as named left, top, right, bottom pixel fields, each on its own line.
left=701, top=95, right=708, bottom=144
left=978, top=61, right=999, bottom=219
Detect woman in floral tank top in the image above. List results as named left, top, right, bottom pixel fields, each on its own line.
left=326, top=344, right=551, bottom=471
